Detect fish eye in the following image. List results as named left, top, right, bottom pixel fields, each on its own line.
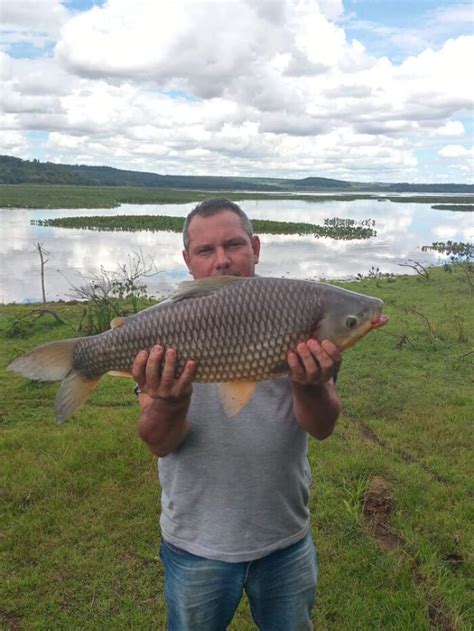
left=346, top=316, right=358, bottom=329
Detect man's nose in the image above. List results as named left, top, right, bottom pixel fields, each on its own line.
left=215, top=247, right=231, bottom=269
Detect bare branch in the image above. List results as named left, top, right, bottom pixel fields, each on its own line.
left=398, top=261, right=430, bottom=279
left=34, top=242, right=49, bottom=303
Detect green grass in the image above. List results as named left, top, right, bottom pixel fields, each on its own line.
left=1, top=267, right=473, bottom=629
left=0, top=183, right=472, bottom=209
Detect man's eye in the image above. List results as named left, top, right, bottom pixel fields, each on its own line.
left=197, top=247, right=212, bottom=255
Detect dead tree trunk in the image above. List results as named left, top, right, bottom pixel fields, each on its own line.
left=35, top=242, right=49, bottom=303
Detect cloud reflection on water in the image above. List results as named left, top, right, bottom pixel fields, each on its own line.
left=0, top=200, right=472, bottom=303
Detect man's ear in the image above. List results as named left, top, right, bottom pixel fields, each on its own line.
left=183, top=249, right=191, bottom=270
left=251, top=235, right=261, bottom=264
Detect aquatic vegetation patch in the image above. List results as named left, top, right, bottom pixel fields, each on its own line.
left=431, top=204, right=473, bottom=212
left=31, top=214, right=377, bottom=240
left=422, top=241, right=473, bottom=259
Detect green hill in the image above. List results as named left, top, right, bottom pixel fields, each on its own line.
left=1, top=154, right=472, bottom=193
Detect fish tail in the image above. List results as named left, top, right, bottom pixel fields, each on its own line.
left=7, top=338, right=80, bottom=380
left=7, top=338, right=100, bottom=424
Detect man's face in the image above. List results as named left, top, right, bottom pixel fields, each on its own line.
left=183, top=209, right=260, bottom=279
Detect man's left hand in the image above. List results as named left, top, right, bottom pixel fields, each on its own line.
left=288, top=339, right=341, bottom=387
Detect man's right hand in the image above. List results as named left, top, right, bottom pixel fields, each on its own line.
left=133, top=346, right=198, bottom=457
left=132, top=345, right=197, bottom=403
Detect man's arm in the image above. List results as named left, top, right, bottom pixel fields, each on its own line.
left=132, top=345, right=197, bottom=457
left=288, top=339, right=342, bottom=440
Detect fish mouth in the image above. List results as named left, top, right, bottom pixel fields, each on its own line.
left=370, top=314, right=389, bottom=329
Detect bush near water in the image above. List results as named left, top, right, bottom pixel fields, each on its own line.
left=1, top=264, right=472, bottom=629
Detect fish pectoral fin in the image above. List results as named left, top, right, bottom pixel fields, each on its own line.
left=55, top=369, right=100, bottom=424
left=107, top=370, right=133, bottom=378
left=171, top=276, right=243, bottom=302
left=110, top=316, right=128, bottom=329
left=216, top=381, right=257, bottom=417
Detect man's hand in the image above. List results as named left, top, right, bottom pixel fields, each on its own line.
left=287, top=339, right=341, bottom=387
left=288, top=339, right=342, bottom=440
left=133, top=346, right=198, bottom=457
left=132, top=345, right=197, bottom=403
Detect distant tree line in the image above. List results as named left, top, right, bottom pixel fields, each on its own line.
left=1, top=154, right=472, bottom=193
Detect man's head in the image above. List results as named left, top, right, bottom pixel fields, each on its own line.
left=182, top=198, right=260, bottom=279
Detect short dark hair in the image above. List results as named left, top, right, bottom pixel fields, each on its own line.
left=183, top=198, right=253, bottom=250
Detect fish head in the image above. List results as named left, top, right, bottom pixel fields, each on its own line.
left=313, top=285, right=389, bottom=350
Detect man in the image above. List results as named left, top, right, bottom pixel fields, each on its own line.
left=132, top=199, right=342, bottom=630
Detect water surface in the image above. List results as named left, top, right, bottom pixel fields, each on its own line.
left=0, top=199, right=472, bottom=303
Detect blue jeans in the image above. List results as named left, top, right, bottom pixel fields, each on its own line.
left=159, top=531, right=318, bottom=631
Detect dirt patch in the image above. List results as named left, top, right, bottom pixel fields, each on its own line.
left=0, top=610, right=22, bottom=631
left=362, top=476, right=401, bottom=552
left=394, top=449, right=453, bottom=485
left=359, top=422, right=386, bottom=447
left=442, top=553, right=464, bottom=571
left=411, top=568, right=458, bottom=630
left=362, top=477, right=459, bottom=628
left=346, top=414, right=386, bottom=447
left=427, top=600, right=457, bottom=631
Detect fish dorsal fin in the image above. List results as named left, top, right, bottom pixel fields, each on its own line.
left=171, top=276, right=244, bottom=302
left=110, top=316, right=128, bottom=329
left=216, top=381, right=257, bottom=417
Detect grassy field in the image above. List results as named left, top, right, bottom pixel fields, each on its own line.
left=0, top=183, right=473, bottom=209
left=1, top=266, right=473, bottom=630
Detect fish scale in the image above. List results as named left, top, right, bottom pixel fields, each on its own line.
left=73, top=277, right=317, bottom=381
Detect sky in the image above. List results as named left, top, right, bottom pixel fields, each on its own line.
left=1, top=0, right=473, bottom=183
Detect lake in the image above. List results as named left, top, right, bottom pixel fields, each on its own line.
left=1, top=198, right=472, bottom=303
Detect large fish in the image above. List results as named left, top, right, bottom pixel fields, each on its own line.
left=7, top=276, right=388, bottom=422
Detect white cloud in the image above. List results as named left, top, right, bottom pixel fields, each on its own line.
left=55, top=0, right=286, bottom=98
left=0, top=129, right=29, bottom=154
left=438, top=144, right=472, bottom=159
left=0, top=0, right=68, bottom=47
left=433, top=121, right=465, bottom=137
left=1, top=0, right=66, bottom=31
left=0, top=0, right=473, bottom=183
left=427, top=3, right=474, bottom=30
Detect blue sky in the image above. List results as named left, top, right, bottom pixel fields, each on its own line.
left=1, top=0, right=473, bottom=182
left=343, top=0, right=474, bottom=61
left=65, top=0, right=105, bottom=9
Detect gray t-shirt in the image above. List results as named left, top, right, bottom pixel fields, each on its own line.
left=158, top=376, right=312, bottom=562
